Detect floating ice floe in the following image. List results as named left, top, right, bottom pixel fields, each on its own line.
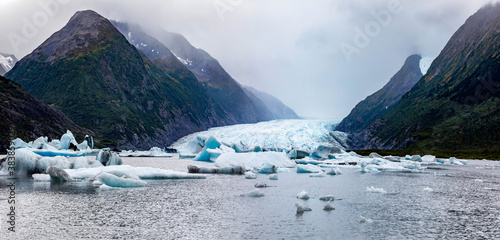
left=187, top=165, right=244, bottom=175
left=96, top=149, right=122, bottom=166
left=309, top=146, right=342, bottom=160
left=241, top=189, right=264, bottom=197
left=295, top=202, right=312, bottom=214
left=309, top=172, right=326, bottom=178
left=360, top=216, right=373, bottom=223
left=423, top=187, right=434, bottom=192
left=215, top=152, right=295, bottom=170
left=296, top=190, right=310, bottom=200
left=295, top=158, right=324, bottom=165
left=96, top=172, right=147, bottom=188
left=323, top=201, right=335, bottom=211
left=296, top=164, right=323, bottom=173
left=326, top=167, right=342, bottom=175
left=319, top=195, right=335, bottom=201
left=65, top=165, right=205, bottom=180
left=269, top=174, right=278, bottom=180
left=366, top=186, right=387, bottom=194
left=73, top=157, right=103, bottom=169
left=258, top=163, right=277, bottom=174
left=245, top=172, right=257, bottom=179
left=36, top=156, right=72, bottom=172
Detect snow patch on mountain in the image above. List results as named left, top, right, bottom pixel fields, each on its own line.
left=419, top=56, right=435, bottom=75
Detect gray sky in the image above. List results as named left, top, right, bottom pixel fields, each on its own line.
left=1, top=0, right=498, bottom=120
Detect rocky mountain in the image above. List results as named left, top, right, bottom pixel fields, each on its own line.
left=144, top=27, right=278, bottom=122
left=6, top=10, right=231, bottom=149
left=337, top=54, right=423, bottom=148
left=243, top=86, right=299, bottom=119
left=0, top=75, right=89, bottom=152
left=353, top=4, right=500, bottom=153
left=0, top=52, right=17, bottom=76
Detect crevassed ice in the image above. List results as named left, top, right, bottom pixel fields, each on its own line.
left=171, top=119, right=347, bottom=152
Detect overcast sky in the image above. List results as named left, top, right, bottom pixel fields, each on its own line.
left=1, top=0, right=498, bottom=120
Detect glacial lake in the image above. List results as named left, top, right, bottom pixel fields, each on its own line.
left=0, top=155, right=499, bottom=239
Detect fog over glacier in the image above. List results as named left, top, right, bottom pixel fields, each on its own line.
left=0, top=0, right=498, bottom=119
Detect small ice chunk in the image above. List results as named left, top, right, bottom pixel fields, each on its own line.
left=295, top=202, right=312, bottom=213
left=254, top=182, right=268, bottom=188
left=245, top=172, right=257, bottom=179
left=296, top=164, right=322, bottom=173
left=241, top=189, right=264, bottom=197
left=296, top=190, right=310, bottom=200
left=32, top=174, right=51, bottom=181
left=326, top=167, right=342, bottom=175
left=96, top=172, right=146, bottom=188
left=423, top=187, right=434, bottom=192
left=319, top=195, right=335, bottom=201
left=269, top=174, right=278, bottom=180
left=323, top=201, right=335, bottom=211
left=258, top=163, right=277, bottom=174
left=360, top=216, right=373, bottom=223
left=366, top=186, right=387, bottom=194
left=410, top=155, right=422, bottom=162
left=59, top=130, right=78, bottom=150
left=96, top=149, right=122, bottom=166
left=474, top=179, right=484, bottom=183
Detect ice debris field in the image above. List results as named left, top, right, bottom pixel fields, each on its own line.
left=1, top=124, right=475, bottom=196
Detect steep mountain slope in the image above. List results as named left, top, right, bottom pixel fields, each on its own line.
left=151, top=29, right=277, bottom=122
left=0, top=75, right=88, bottom=152
left=364, top=4, right=500, bottom=152
left=6, top=10, right=230, bottom=149
left=112, top=21, right=277, bottom=123
left=0, top=52, right=17, bottom=76
left=243, top=86, right=299, bottom=119
left=337, top=54, right=423, bottom=148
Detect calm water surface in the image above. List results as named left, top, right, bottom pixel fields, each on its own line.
left=0, top=155, right=499, bottom=239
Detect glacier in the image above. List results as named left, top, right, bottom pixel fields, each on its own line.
left=171, top=119, right=347, bottom=153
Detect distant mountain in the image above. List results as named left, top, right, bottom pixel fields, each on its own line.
left=243, top=86, right=299, bottom=119
left=0, top=75, right=88, bottom=152
left=146, top=27, right=277, bottom=122
left=0, top=52, right=17, bottom=76
left=6, top=10, right=232, bottom=149
left=355, top=4, right=500, bottom=152
left=337, top=54, right=423, bottom=148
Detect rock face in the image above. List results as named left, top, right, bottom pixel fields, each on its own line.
left=337, top=54, right=423, bottom=148
left=0, top=75, right=88, bottom=152
left=243, top=86, right=299, bottom=119
left=350, top=4, right=500, bottom=152
left=145, top=27, right=279, bottom=122
left=7, top=10, right=233, bottom=149
left=0, top=52, right=17, bottom=76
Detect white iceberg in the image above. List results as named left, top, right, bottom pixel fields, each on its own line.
left=269, top=174, right=278, bottom=180
left=59, top=130, right=78, bottom=150
left=245, top=172, right=257, bottom=179
left=241, top=189, right=264, bottom=197
left=32, top=174, right=51, bottom=181
left=296, top=164, right=323, bottom=173
left=96, top=149, right=122, bottom=166
left=258, top=163, right=277, bottom=174
left=96, top=172, right=146, bottom=188
left=326, top=167, right=342, bottom=175
left=423, top=187, right=434, bottom=192
left=296, top=190, right=310, bottom=200
left=295, top=202, right=312, bottom=213
left=366, top=186, right=387, bottom=194
left=13, top=148, right=41, bottom=176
